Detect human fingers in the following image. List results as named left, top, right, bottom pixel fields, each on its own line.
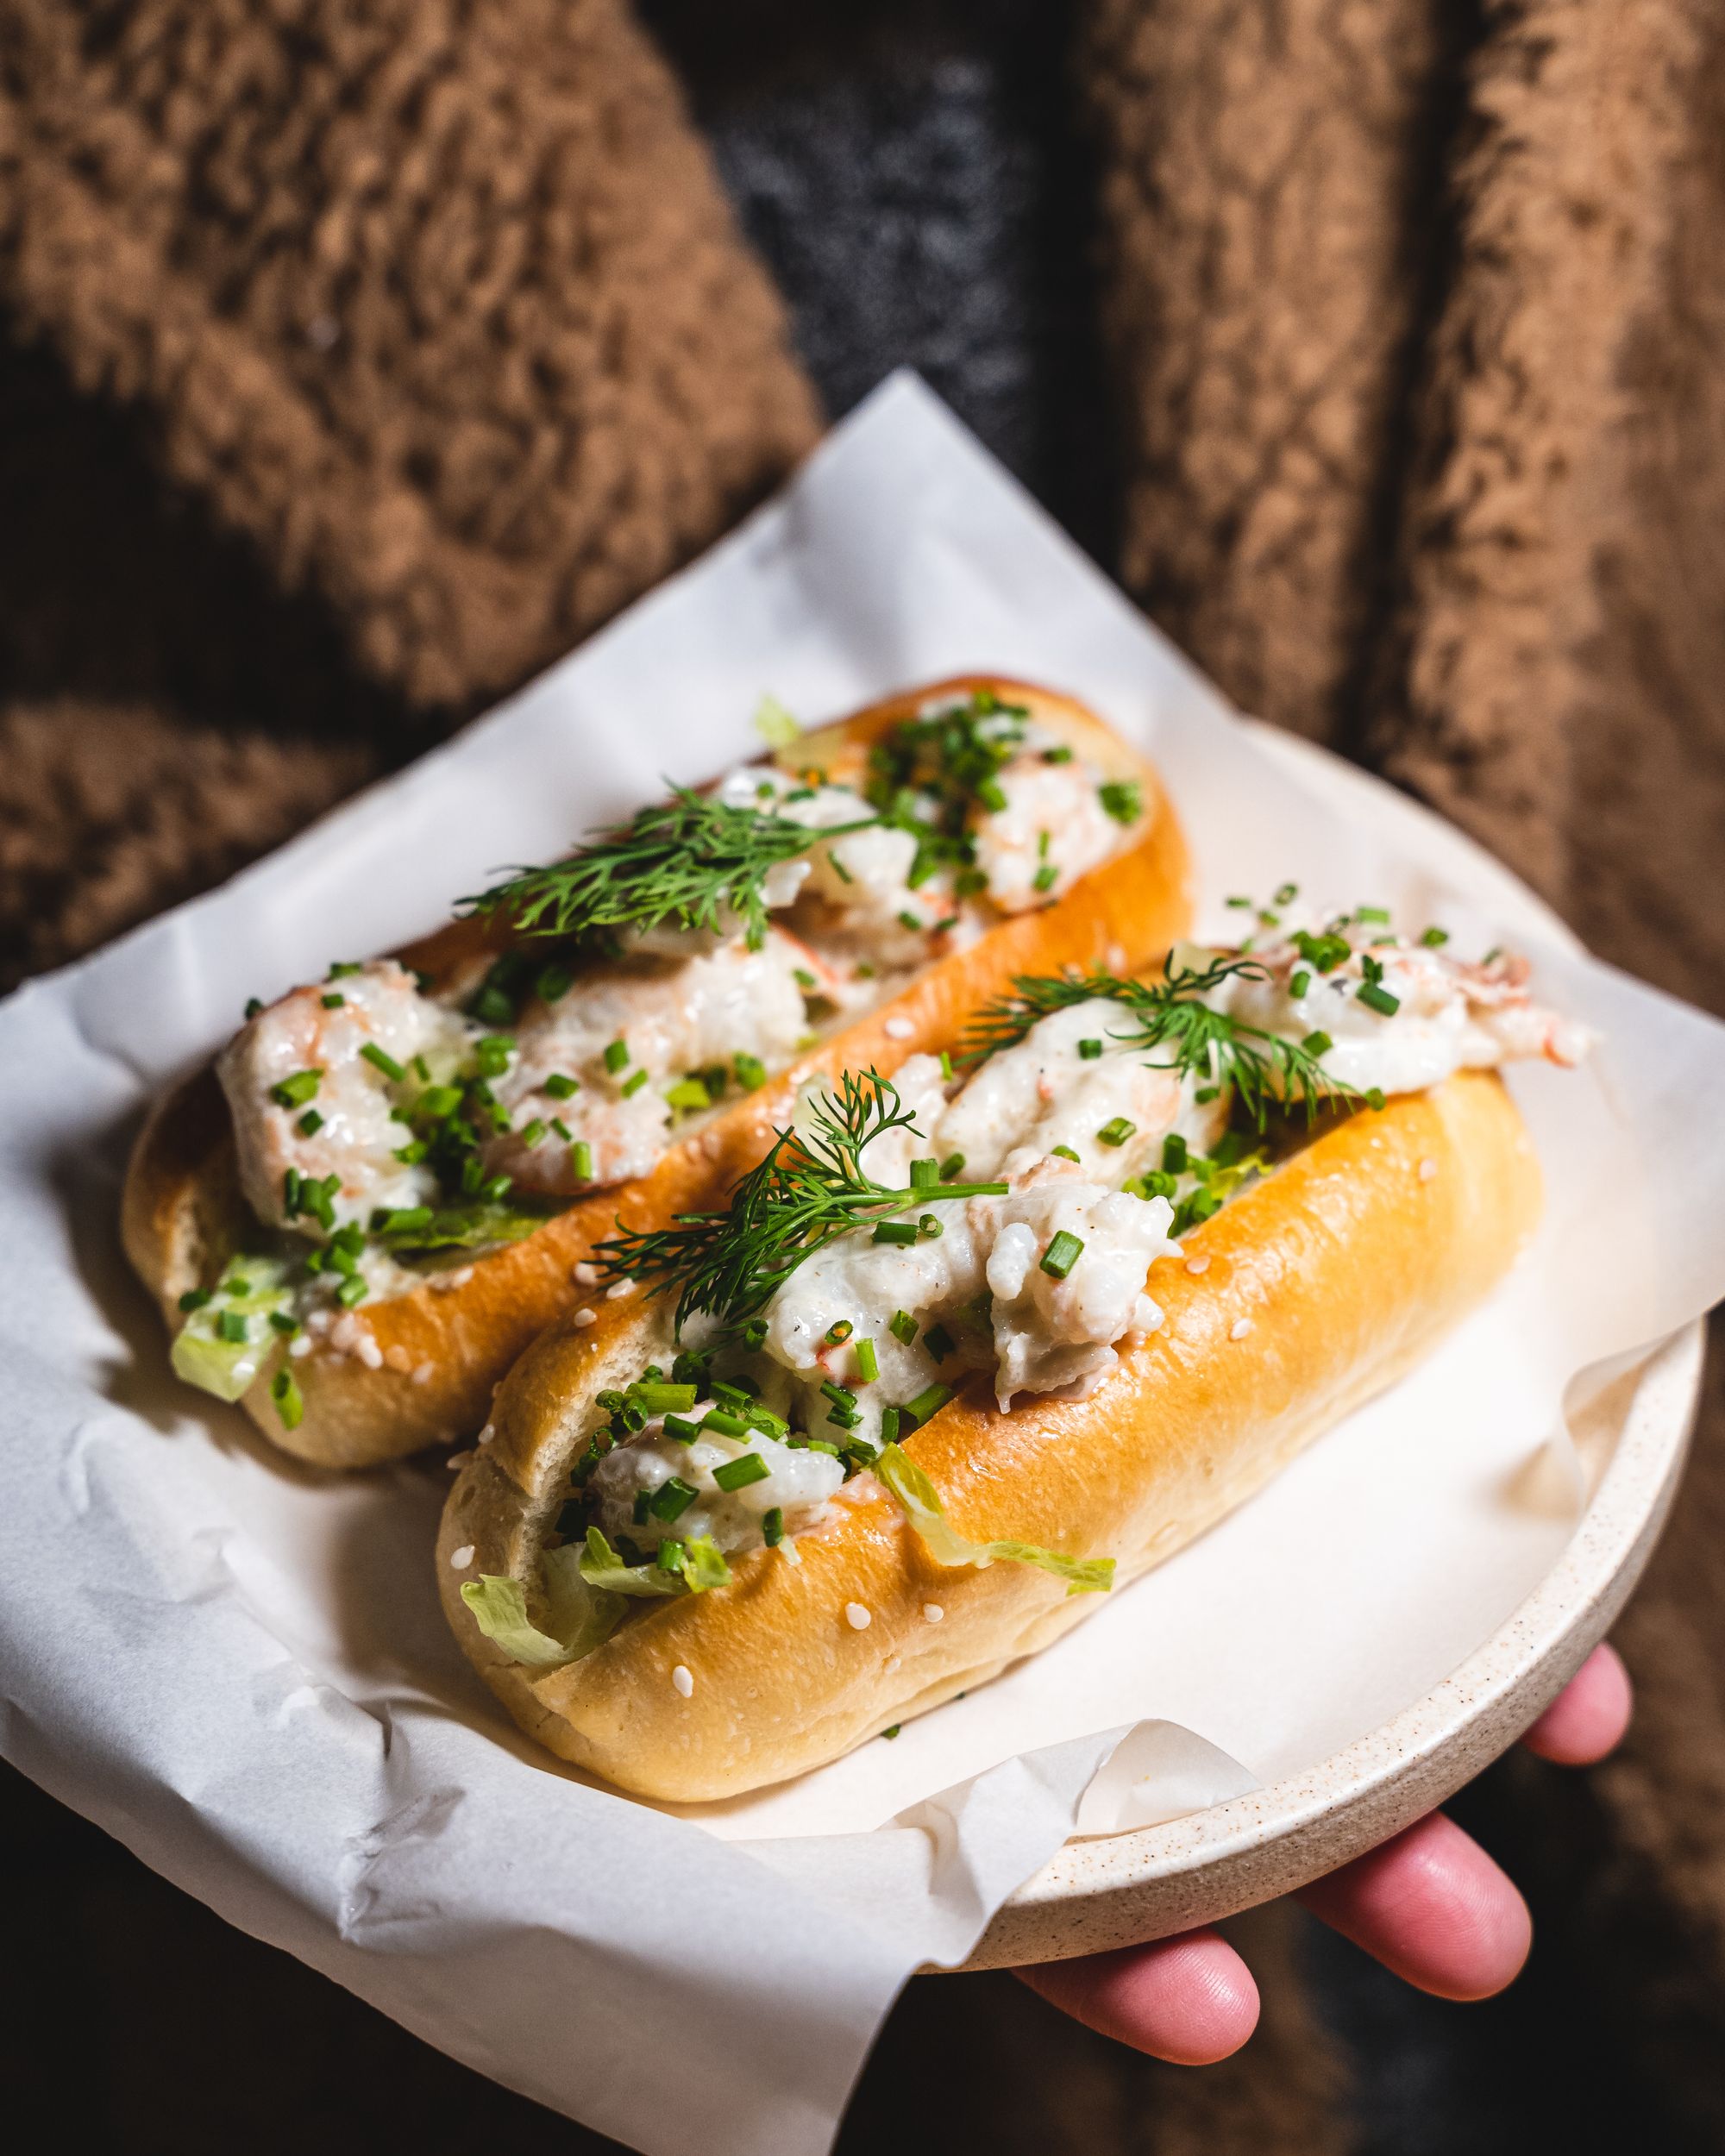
left=1016, top=1927, right=1260, bottom=2064
left=1296, top=1810, right=1531, bottom=2000
left=1521, top=1642, right=1632, bottom=1766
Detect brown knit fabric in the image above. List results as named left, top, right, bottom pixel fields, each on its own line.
left=0, top=0, right=819, bottom=714
left=1099, top=0, right=1725, bottom=2133
left=1083, top=0, right=1451, bottom=743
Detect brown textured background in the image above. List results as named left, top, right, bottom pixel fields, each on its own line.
left=2, top=0, right=1723, bottom=2148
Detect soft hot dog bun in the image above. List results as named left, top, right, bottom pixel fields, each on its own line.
left=438, top=1069, right=1540, bottom=1802
left=123, top=680, right=1191, bottom=1470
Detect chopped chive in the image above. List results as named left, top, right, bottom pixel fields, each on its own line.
left=977, top=777, right=1009, bottom=814
left=544, top=1072, right=579, bottom=1099
left=604, top=1037, right=630, bottom=1074
left=889, top=1309, right=919, bottom=1345
left=742, top=1317, right=769, bottom=1350
left=270, top=1369, right=304, bottom=1430
left=663, top=1413, right=702, bottom=1444
left=909, top=1158, right=939, bottom=1190
left=618, top=1067, right=649, bottom=1100
left=924, top=1324, right=955, bottom=1363
left=762, top=1507, right=786, bottom=1546
left=474, top=1036, right=514, bottom=1079
left=1195, top=1085, right=1219, bottom=1103
left=701, top=1409, right=750, bottom=1438
left=327, top=962, right=362, bottom=979
left=244, top=997, right=264, bottom=1019
left=1421, top=925, right=1450, bottom=948
left=1162, top=1133, right=1189, bottom=1174
left=1040, top=1230, right=1084, bottom=1280
left=656, top=1539, right=687, bottom=1576
left=629, top=1383, right=699, bottom=1418
left=854, top=1337, right=880, bottom=1382
left=872, top=1220, right=919, bottom=1246
left=794, top=968, right=819, bottom=991
left=879, top=1407, right=901, bottom=1444
left=1302, top=1030, right=1333, bottom=1055
left=897, top=910, right=923, bottom=933
left=1051, top=1144, right=1081, bottom=1163
left=392, top=1139, right=428, bottom=1164
left=663, top=1077, right=711, bottom=1112
left=1358, top=981, right=1402, bottom=1017
left=268, top=1311, right=300, bottom=1336
left=336, top=1276, right=369, bottom=1307
left=1037, top=830, right=1051, bottom=859
left=1356, top=905, right=1391, bottom=924
left=536, top=962, right=574, bottom=1004
left=411, top=1054, right=431, bottom=1082
left=270, top=1069, right=322, bottom=1110
left=712, top=1452, right=771, bottom=1492
left=294, top=1106, right=324, bottom=1138
left=1226, top=895, right=1251, bottom=908
left=825, top=1319, right=855, bottom=1344
left=734, top=1052, right=768, bottom=1092
left=648, top=1476, right=699, bottom=1521
left=1077, top=1037, right=1104, bottom=1061
left=360, top=1044, right=406, bottom=1083
left=480, top=1174, right=512, bottom=1203
left=1096, top=1117, right=1136, bottom=1147
left=1032, top=862, right=1059, bottom=893
left=415, top=1084, right=461, bottom=1119
left=939, top=1151, right=966, bottom=1181
left=178, top=1288, right=213, bottom=1313
left=881, top=1724, right=901, bottom=1740
left=1042, top=744, right=1073, bottom=763
left=216, top=1310, right=248, bottom=1344
left=380, top=1206, right=433, bottom=1234
left=320, top=992, right=345, bottom=1009
left=904, top=1383, right=952, bottom=1427
left=518, top=1118, right=546, bottom=1146
left=918, top=1214, right=943, bottom=1240
left=1099, top=780, right=1141, bottom=824
left=939, top=1051, right=954, bottom=1081
left=1275, top=882, right=1299, bottom=906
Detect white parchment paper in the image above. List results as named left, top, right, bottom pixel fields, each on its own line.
left=4, top=375, right=1725, bottom=2156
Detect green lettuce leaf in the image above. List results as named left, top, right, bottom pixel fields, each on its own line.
left=171, top=1257, right=294, bottom=1404
left=381, top=1203, right=547, bottom=1254
left=461, top=1544, right=625, bottom=1667
left=875, top=1442, right=1115, bottom=1596
left=579, top=1526, right=686, bottom=1597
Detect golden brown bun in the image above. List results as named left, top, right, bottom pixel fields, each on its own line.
left=438, top=1070, right=1542, bottom=1802
left=123, top=679, right=1192, bottom=1469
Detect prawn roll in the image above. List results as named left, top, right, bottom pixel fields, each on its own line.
left=124, top=679, right=1191, bottom=1467
left=440, top=903, right=1583, bottom=1801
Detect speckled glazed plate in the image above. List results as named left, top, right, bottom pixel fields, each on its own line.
left=960, top=731, right=1704, bottom=1971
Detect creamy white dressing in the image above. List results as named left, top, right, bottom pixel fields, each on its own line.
left=587, top=1402, right=845, bottom=1554
left=1199, top=915, right=1589, bottom=1098
left=217, top=960, right=474, bottom=1234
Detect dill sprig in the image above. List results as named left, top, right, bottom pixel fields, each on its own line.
left=962, top=952, right=1379, bottom=1128
left=461, top=787, right=872, bottom=951
left=597, top=1069, right=1008, bottom=1331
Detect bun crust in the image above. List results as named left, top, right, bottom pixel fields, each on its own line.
left=123, top=680, right=1192, bottom=1469
left=438, top=1070, right=1541, bottom=1802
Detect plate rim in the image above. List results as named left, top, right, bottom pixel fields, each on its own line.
left=957, top=1319, right=1700, bottom=1968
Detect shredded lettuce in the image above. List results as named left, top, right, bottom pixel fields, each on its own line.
left=753, top=693, right=802, bottom=749
left=171, top=1257, right=294, bottom=1404
left=578, top=1525, right=733, bottom=1597
left=461, top=1545, right=624, bottom=1667
left=381, top=1203, right=546, bottom=1254
left=876, top=1442, right=1115, bottom=1596
left=579, top=1526, right=687, bottom=1597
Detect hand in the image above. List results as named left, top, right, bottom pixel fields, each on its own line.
left=1017, top=1641, right=1633, bottom=2063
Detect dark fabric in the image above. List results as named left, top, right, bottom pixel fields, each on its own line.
left=2, top=4, right=1724, bottom=2153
